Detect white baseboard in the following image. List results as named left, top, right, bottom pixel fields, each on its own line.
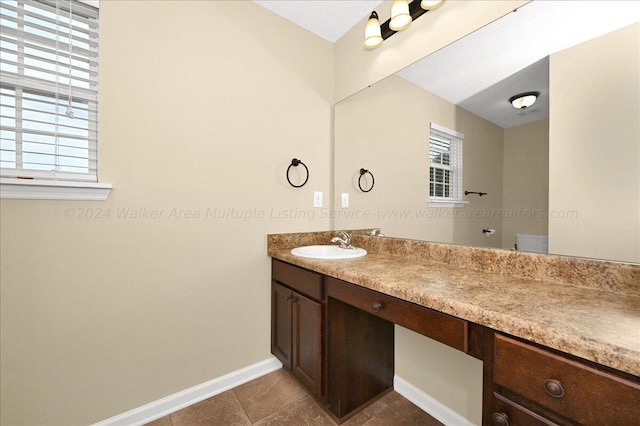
left=394, top=375, right=476, bottom=426
left=93, top=357, right=283, bottom=426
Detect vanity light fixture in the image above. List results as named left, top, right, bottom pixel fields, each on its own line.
left=364, top=0, right=446, bottom=49
left=420, top=0, right=445, bottom=10
left=389, top=0, right=412, bottom=31
left=364, top=12, right=383, bottom=49
left=509, top=92, right=539, bottom=109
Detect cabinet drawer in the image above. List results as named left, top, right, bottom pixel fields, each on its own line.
left=492, top=393, right=558, bottom=426
left=272, top=260, right=323, bottom=301
left=494, top=333, right=640, bottom=425
left=327, top=276, right=468, bottom=352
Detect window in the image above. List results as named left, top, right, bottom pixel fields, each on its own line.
left=0, top=0, right=109, bottom=199
left=428, top=123, right=465, bottom=207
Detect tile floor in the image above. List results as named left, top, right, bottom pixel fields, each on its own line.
left=145, top=368, right=443, bottom=426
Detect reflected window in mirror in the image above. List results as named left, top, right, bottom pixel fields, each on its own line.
left=428, top=123, right=466, bottom=208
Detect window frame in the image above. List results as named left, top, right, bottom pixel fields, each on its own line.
left=428, top=123, right=467, bottom=208
left=0, top=0, right=110, bottom=200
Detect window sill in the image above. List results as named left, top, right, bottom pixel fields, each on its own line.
left=427, top=200, right=468, bottom=208
left=0, top=178, right=112, bottom=200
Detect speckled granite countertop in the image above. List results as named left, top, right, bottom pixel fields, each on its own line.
left=268, top=231, right=640, bottom=377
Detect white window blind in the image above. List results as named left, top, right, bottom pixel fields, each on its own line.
left=0, top=0, right=98, bottom=182
left=429, top=123, right=463, bottom=202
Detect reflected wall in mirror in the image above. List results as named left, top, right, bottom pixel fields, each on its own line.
left=334, top=1, right=639, bottom=263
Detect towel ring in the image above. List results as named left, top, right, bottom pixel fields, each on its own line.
left=286, top=158, right=309, bottom=188
left=358, top=168, right=374, bottom=192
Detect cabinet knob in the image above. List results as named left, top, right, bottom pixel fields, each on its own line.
left=492, top=412, right=509, bottom=426
left=372, top=302, right=382, bottom=312
left=544, top=379, right=565, bottom=398
left=286, top=295, right=297, bottom=303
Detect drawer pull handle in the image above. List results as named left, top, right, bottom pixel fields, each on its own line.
left=492, top=412, right=509, bottom=426
left=372, top=302, right=382, bottom=312
left=287, top=296, right=297, bottom=303
left=544, top=379, right=565, bottom=398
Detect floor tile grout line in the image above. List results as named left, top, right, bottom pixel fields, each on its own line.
left=301, top=391, right=339, bottom=425
left=244, top=392, right=311, bottom=425
left=231, top=388, right=255, bottom=425
left=144, top=370, right=442, bottom=426
left=232, top=370, right=309, bottom=425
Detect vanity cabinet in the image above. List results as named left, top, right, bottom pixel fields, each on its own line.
left=271, top=260, right=323, bottom=399
left=270, top=258, right=640, bottom=425
left=271, top=260, right=396, bottom=422
left=489, top=333, right=640, bottom=426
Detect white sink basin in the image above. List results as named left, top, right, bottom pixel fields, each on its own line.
left=291, top=245, right=367, bottom=260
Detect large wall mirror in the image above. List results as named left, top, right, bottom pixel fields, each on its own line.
left=334, top=1, right=639, bottom=264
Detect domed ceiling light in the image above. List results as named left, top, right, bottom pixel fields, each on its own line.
left=509, top=92, right=540, bottom=109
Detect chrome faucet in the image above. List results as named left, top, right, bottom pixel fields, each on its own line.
left=330, top=231, right=354, bottom=249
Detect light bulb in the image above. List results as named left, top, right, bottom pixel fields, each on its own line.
left=389, top=0, right=412, bottom=31
left=420, top=0, right=445, bottom=10
left=364, top=11, right=383, bottom=49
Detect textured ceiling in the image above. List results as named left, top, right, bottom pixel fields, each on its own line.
left=458, top=57, right=549, bottom=129
left=253, top=0, right=382, bottom=42
left=397, top=0, right=640, bottom=128
left=254, top=0, right=640, bottom=128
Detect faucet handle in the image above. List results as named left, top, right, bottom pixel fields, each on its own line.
left=339, top=231, right=351, bottom=243
left=368, top=228, right=384, bottom=237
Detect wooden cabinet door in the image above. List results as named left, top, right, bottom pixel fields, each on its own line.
left=271, top=282, right=292, bottom=370
left=292, top=291, right=322, bottom=399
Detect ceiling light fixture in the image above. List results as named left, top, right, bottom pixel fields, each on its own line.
left=509, top=92, right=540, bottom=109
left=389, top=0, right=412, bottom=31
left=364, top=12, right=383, bottom=49
left=365, top=0, right=446, bottom=49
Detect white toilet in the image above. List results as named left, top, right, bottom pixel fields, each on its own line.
left=516, top=233, right=548, bottom=254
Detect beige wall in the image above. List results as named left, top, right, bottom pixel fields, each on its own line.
left=502, top=120, right=549, bottom=249
left=452, top=107, right=505, bottom=249
left=334, top=0, right=529, bottom=102
left=334, top=75, right=456, bottom=242
left=549, top=23, right=640, bottom=263
left=395, top=327, right=484, bottom=425
left=0, top=1, right=333, bottom=424
left=334, top=75, right=504, bottom=248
